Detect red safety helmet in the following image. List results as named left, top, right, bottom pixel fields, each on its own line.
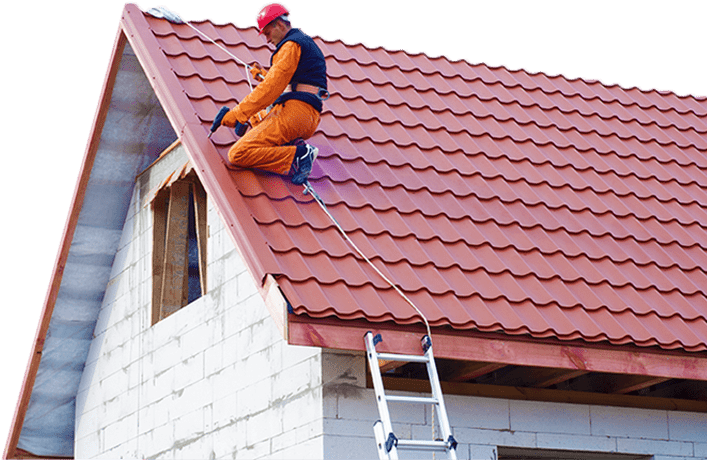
left=257, top=4, right=289, bottom=34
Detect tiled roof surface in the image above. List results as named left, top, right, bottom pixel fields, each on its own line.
left=142, top=9, right=707, bottom=352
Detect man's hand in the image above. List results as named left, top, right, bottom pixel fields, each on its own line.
left=234, top=122, right=248, bottom=137
left=219, top=107, right=249, bottom=137
left=209, top=106, right=231, bottom=138
left=250, top=62, right=266, bottom=82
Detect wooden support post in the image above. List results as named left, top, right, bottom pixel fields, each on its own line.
left=193, top=178, right=208, bottom=294
left=159, top=181, right=190, bottom=320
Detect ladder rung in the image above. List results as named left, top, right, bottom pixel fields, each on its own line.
left=376, top=352, right=429, bottom=363
left=396, top=439, right=450, bottom=451
left=386, top=395, right=438, bottom=404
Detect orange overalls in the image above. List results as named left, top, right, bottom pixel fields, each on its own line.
left=222, top=41, right=321, bottom=175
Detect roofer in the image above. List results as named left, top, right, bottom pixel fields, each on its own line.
left=219, top=3, right=328, bottom=185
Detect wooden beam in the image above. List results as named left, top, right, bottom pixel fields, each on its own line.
left=160, top=181, right=190, bottom=320
left=376, top=376, right=707, bottom=413
left=611, top=376, right=671, bottom=395
left=11, top=448, right=71, bottom=459
left=193, top=177, right=208, bottom=295
left=379, top=360, right=407, bottom=373
left=448, top=362, right=506, bottom=382
left=262, top=275, right=288, bottom=340
left=151, top=192, right=167, bottom=326
left=288, top=319, right=707, bottom=381
left=535, top=369, right=588, bottom=388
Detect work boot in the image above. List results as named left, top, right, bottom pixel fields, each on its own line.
left=291, top=144, right=318, bottom=185
left=285, top=137, right=306, bottom=147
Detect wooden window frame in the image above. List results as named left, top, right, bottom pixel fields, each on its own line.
left=151, top=172, right=207, bottom=324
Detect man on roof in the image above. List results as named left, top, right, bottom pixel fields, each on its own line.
left=219, top=3, right=328, bottom=185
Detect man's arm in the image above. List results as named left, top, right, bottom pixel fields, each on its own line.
left=223, top=42, right=301, bottom=126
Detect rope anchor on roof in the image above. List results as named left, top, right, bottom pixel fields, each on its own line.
left=146, top=7, right=258, bottom=91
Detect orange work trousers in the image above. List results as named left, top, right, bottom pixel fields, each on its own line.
left=228, top=99, right=320, bottom=175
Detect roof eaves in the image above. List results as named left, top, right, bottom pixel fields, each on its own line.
left=288, top=316, right=707, bottom=382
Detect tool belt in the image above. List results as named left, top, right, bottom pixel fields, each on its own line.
left=286, top=83, right=330, bottom=100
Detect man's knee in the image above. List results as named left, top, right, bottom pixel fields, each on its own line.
left=228, top=140, right=248, bottom=165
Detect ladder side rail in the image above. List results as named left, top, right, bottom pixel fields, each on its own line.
left=365, top=332, right=400, bottom=460
left=425, top=344, right=458, bottom=460
left=373, top=421, right=393, bottom=460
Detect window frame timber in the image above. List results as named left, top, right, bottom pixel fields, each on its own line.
left=151, top=172, right=207, bottom=324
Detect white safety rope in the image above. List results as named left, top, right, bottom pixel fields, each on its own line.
left=148, top=7, right=255, bottom=91
left=303, top=181, right=432, bottom=339
left=181, top=22, right=256, bottom=91
left=149, top=6, right=433, bottom=341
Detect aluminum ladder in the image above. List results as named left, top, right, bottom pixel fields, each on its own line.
left=364, top=331, right=458, bottom=459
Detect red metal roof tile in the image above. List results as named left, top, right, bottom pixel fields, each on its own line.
left=132, top=6, right=707, bottom=353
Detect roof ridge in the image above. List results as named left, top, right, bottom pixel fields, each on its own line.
left=508, top=67, right=707, bottom=106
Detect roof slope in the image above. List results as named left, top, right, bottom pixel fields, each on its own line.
left=139, top=8, right=707, bottom=353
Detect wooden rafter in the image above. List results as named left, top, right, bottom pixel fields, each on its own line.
left=447, top=362, right=507, bottom=382
left=610, top=376, right=671, bottom=395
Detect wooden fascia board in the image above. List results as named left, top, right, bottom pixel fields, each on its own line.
left=3, top=27, right=128, bottom=460
left=288, top=317, right=707, bottom=381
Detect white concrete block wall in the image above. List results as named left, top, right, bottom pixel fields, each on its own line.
left=323, top=351, right=707, bottom=460
left=75, top=148, right=325, bottom=459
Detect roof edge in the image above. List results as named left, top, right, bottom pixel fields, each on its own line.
left=288, top=316, right=707, bottom=382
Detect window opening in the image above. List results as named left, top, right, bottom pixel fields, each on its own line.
left=152, top=173, right=207, bottom=324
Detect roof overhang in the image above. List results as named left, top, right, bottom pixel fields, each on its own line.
left=288, top=315, right=707, bottom=382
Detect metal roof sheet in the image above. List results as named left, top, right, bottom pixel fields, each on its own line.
left=131, top=6, right=707, bottom=353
